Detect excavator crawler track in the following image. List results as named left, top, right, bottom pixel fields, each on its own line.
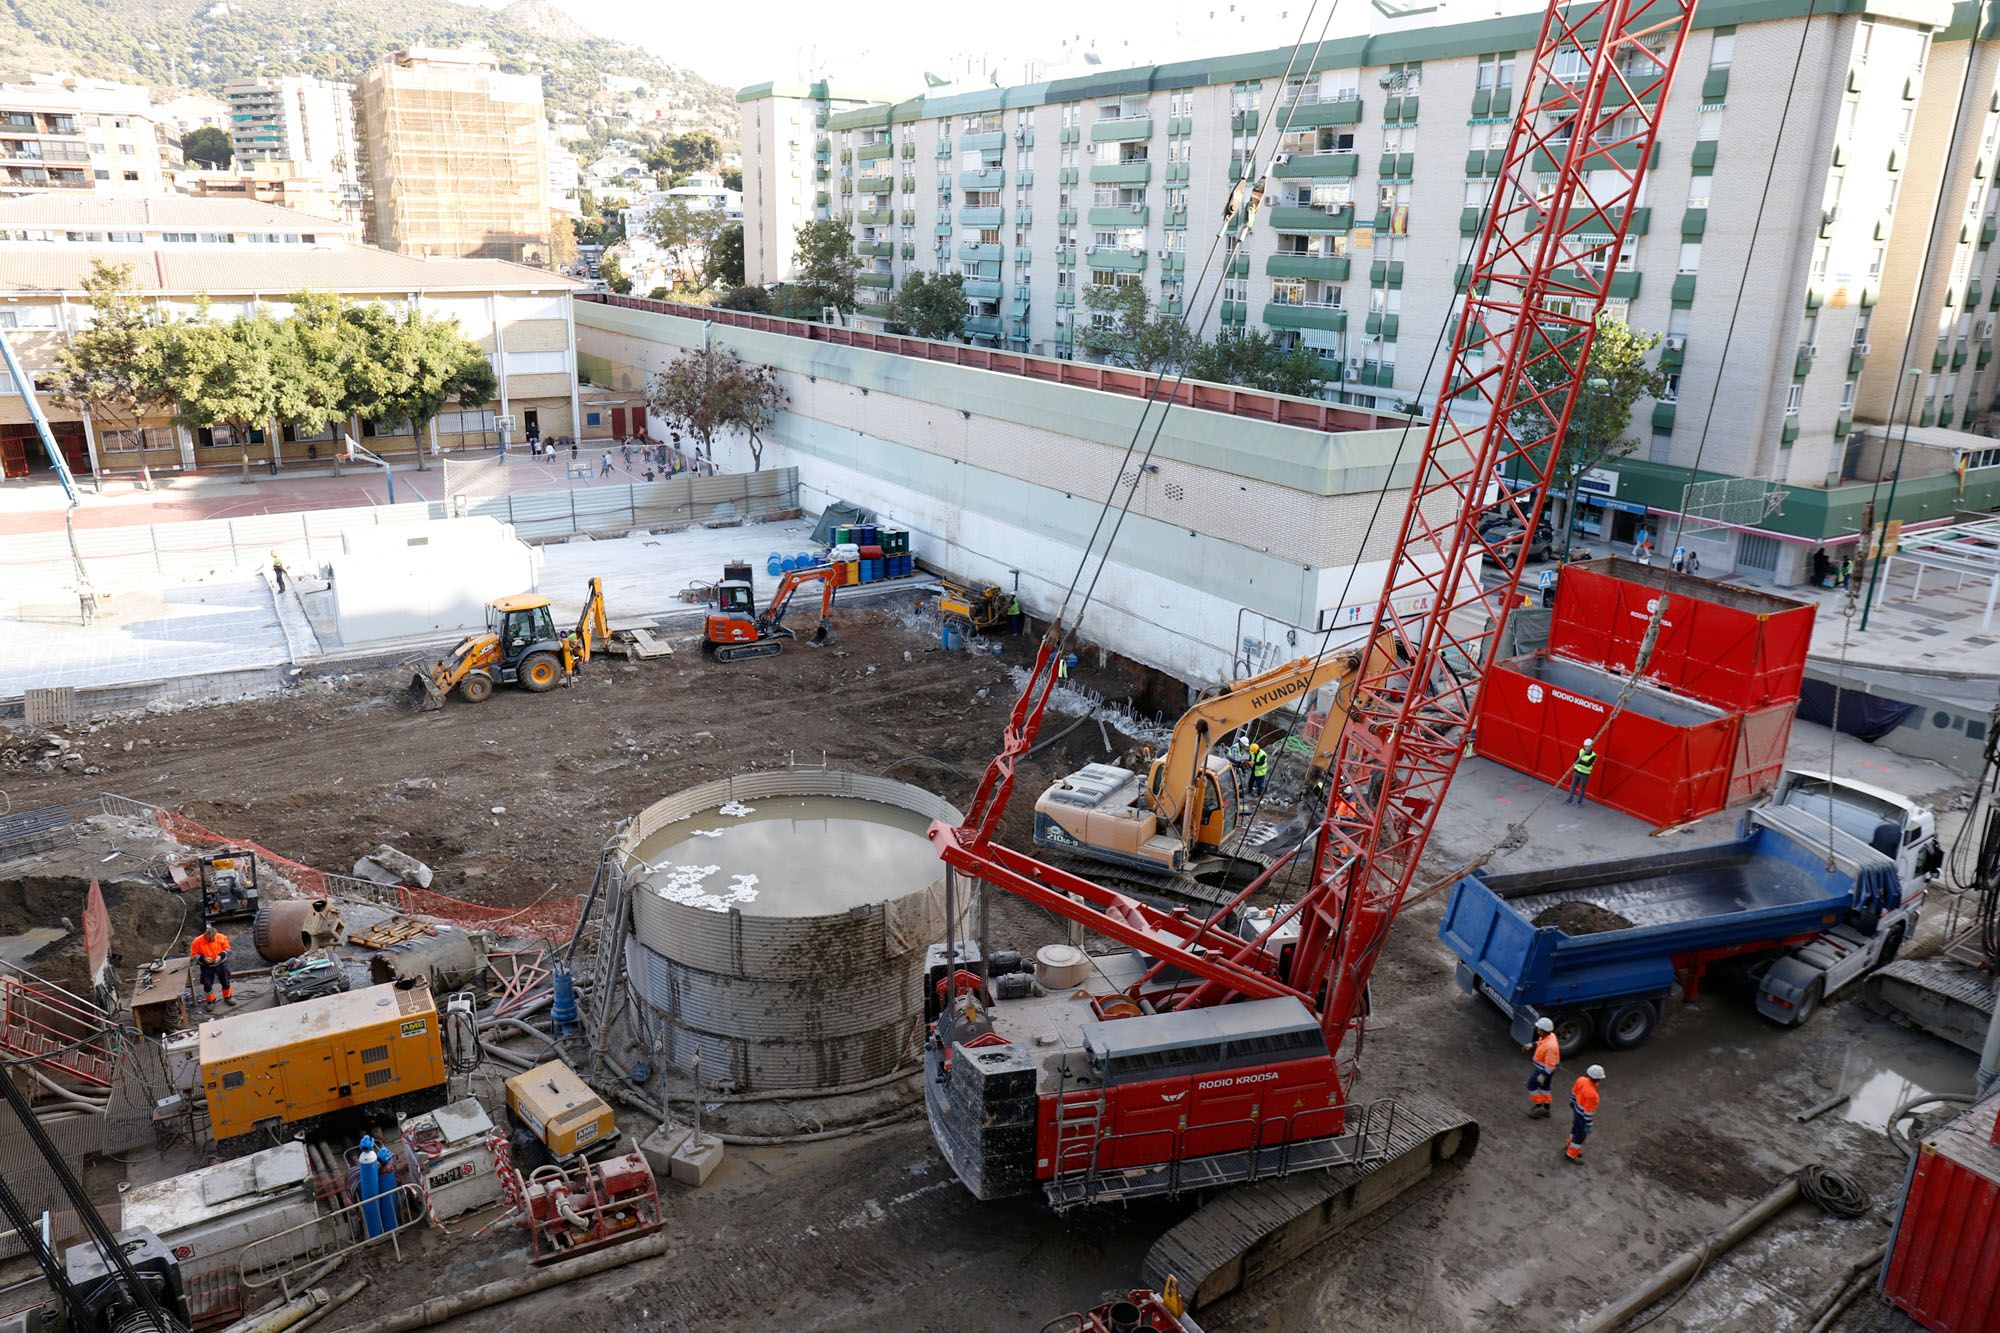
left=1034, top=851, right=1240, bottom=914
left=1142, top=1093, right=1478, bottom=1312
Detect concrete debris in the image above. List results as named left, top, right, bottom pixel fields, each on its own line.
left=351, top=844, right=435, bottom=889
left=491, top=805, right=507, bottom=814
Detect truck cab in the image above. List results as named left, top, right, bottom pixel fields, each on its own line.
left=1769, top=769, right=1942, bottom=891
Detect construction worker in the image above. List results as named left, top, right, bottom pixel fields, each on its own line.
left=1563, top=737, right=1598, bottom=806
left=1007, top=592, right=1023, bottom=635
left=1565, top=1064, right=1604, bottom=1163
left=192, top=924, right=235, bottom=1008
left=1248, top=743, right=1271, bottom=798
left=1524, top=1016, right=1559, bottom=1117
left=269, top=551, right=286, bottom=593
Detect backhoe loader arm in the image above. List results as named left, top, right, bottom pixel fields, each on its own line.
left=1152, top=651, right=1366, bottom=836
left=563, top=577, right=609, bottom=669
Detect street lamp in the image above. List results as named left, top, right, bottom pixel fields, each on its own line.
left=341, top=434, right=396, bottom=505
left=1858, top=367, right=1924, bottom=631
left=1557, top=376, right=1613, bottom=564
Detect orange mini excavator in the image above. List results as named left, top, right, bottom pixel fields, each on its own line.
left=701, top=565, right=840, bottom=663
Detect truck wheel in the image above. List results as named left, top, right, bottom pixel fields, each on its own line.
left=519, top=651, right=562, bottom=692
left=459, top=672, right=494, bottom=703
left=1792, top=979, right=1824, bottom=1027
left=1601, top=1000, right=1657, bottom=1050
left=1552, top=1011, right=1592, bottom=1059
left=1875, top=926, right=1904, bottom=970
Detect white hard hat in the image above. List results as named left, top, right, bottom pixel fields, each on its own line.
left=1535, top=1017, right=1555, bottom=1033
left=1586, top=1064, right=1606, bottom=1081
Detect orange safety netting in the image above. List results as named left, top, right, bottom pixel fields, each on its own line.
left=395, top=886, right=585, bottom=948
left=152, top=806, right=584, bottom=946
left=154, top=806, right=344, bottom=902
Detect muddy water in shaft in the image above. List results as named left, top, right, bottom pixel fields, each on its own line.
left=630, top=795, right=940, bottom=915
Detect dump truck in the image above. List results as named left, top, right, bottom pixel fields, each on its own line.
left=1439, top=801, right=1921, bottom=1056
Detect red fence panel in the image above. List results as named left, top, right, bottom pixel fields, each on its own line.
left=1474, top=652, right=1738, bottom=827
left=1883, top=1090, right=2000, bottom=1332
left=1727, top=703, right=1795, bottom=807
left=1548, top=559, right=1815, bottom=712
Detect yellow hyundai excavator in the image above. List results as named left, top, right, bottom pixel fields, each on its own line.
left=406, top=577, right=612, bottom=709
left=1032, top=648, right=1377, bottom=899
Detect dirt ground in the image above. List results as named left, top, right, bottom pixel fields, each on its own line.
left=0, top=609, right=1956, bottom=1331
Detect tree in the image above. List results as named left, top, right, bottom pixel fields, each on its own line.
left=180, top=126, right=232, bottom=169
left=792, top=219, right=858, bottom=315
left=328, top=300, right=497, bottom=466
left=642, top=198, right=723, bottom=288
left=600, top=251, right=633, bottom=294
left=1187, top=328, right=1330, bottom=398
left=157, top=309, right=302, bottom=482
left=704, top=222, right=745, bottom=290
left=885, top=271, right=970, bottom=342
left=645, top=344, right=787, bottom=469
left=1078, top=282, right=1193, bottom=372
left=642, top=130, right=721, bottom=180
left=1507, top=314, right=1667, bottom=556
left=716, top=284, right=772, bottom=313
left=550, top=216, right=579, bottom=271
left=48, top=260, right=174, bottom=486
left=721, top=166, right=743, bottom=192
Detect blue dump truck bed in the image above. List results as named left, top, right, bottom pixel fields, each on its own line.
left=1438, top=808, right=1898, bottom=1025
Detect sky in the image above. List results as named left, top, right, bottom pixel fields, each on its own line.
left=539, top=0, right=1530, bottom=95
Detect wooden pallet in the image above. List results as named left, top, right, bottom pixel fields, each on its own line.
left=349, top=916, right=438, bottom=949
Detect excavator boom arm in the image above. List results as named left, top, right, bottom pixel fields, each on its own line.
left=1153, top=651, right=1364, bottom=832
left=564, top=577, right=609, bottom=668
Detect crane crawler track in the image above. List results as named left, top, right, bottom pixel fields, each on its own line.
left=1142, top=1093, right=1477, bottom=1311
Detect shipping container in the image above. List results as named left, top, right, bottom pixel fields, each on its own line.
left=1882, top=1090, right=2000, bottom=1331
left=1549, top=559, right=1816, bottom=712
left=1473, top=652, right=1736, bottom=827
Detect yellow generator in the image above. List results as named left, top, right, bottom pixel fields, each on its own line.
left=200, top=982, right=447, bottom=1147
left=505, top=1060, right=617, bottom=1163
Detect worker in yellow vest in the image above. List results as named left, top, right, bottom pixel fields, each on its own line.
left=1563, top=737, right=1599, bottom=806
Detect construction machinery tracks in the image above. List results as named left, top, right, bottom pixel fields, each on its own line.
left=1141, top=1093, right=1479, bottom=1312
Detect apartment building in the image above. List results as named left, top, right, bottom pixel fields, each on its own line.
left=355, top=48, right=551, bottom=264
left=0, top=199, right=581, bottom=480
left=736, top=79, right=907, bottom=287
left=740, top=0, right=2000, bottom=584
left=0, top=75, right=177, bottom=197
left=181, top=162, right=358, bottom=222
left=224, top=76, right=360, bottom=180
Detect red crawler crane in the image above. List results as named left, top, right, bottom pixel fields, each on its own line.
left=924, top=0, right=1698, bottom=1308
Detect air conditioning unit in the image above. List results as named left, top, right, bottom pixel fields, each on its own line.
left=1085, top=244, right=1098, bottom=254
left=1128, top=245, right=1145, bottom=256
left=1979, top=321, right=1995, bottom=339
left=1130, top=202, right=1144, bottom=213
left=1158, top=248, right=1171, bottom=258
left=1802, top=343, right=1819, bottom=360
left=1664, top=334, right=1686, bottom=351
left=1857, top=341, right=1873, bottom=355
left=1273, top=153, right=1291, bottom=166
left=1014, top=130, right=1027, bottom=143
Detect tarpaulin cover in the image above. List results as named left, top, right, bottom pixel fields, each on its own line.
left=1474, top=652, right=1737, bottom=827
left=82, top=879, right=109, bottom=986
left=1794, top=677, right=1919, bottom=742
left=811, top=500, right=876, bottom=546
left=1548, top=559, right=1816, bottom=711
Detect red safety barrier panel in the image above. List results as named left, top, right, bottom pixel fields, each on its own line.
left=1548, top=559, right=1816, bottom=712
left=1883, top=1090, right=2000, bottom=1331
left=1474, top=652, right=1737, bottom=827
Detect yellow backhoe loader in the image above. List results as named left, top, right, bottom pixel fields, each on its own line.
left=406, top=578, right=612, bottom=710
left=1032, top=646, right=1381, bottom=900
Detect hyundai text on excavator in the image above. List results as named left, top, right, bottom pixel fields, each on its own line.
left=1031, top=650, right=1374, bottom=905
left=407, top=577, right=612, bottom=709
left=923, top=0, right=1695, bottom=1313
left=702, top=564, right=841, bottom=663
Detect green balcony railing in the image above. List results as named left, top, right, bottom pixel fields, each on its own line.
left=1263, top=301, right=1346, bottom=333
left=1088, top=205, right=1148, bottom=227
left=1088, top=162, right=1153, bottom=185
left=1089, top=117, right=1153, bottom=142
left=1268, top=204, right=1354, bottom=231
left=1273, top=152, right=1358, bottom=178
left=1086, top=247, right=1147, bottom=271
left=1267, top=254, right=1351, bottom=281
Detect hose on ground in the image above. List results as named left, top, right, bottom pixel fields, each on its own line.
left=1797, top=1163, right=1869, bottom=1218
left=1885, top=1093, right=1976, bottom=1159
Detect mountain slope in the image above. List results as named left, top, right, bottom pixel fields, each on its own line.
left=0, top=0, right=737, bottom=130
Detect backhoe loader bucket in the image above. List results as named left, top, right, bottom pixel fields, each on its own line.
left=403, top=659, right=447, bottom=711
left=812, top=618, right=835, bottom=646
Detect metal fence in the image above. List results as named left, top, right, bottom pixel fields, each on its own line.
left=0, top=470, right=800, bottom=597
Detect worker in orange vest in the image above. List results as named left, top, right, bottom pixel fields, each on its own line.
left=1524, top=1016, right=1560, bottom=1118
left=1566, top=1064, right=1605, bottom=1163
left=191, top=924, right=235, bottom=1009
